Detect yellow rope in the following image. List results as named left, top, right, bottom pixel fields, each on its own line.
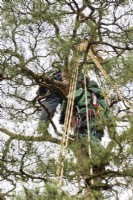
left=84, top=69, right=94, bottom=185
left=56, top=38, right=131, bottom=188
left=78, top=39, right=133, bottom=108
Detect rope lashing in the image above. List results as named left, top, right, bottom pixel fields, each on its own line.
left=56, top=66, right=79, bottom=186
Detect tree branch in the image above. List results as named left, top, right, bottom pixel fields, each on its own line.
left=0, top=128, right=60, bottom=144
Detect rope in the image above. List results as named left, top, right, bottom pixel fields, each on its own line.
left=78, top=39, right=133, bottom=108
left=56, top=66, right=79, bottom=186
left=56, top=39, right=128, bottom=187
left=84, top=69, right=94, bottom=185
left=88, top=48, right=133, bottom=108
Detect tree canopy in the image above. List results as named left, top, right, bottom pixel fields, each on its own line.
left=0, top=0, right=133, bottom=199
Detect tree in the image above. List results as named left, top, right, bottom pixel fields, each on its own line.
left=0, top=0, right=133, bottom=199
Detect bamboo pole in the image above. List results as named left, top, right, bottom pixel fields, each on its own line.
left=56, top=51, right=80, bottom=186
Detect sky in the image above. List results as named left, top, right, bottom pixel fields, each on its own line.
left=0, top=1, right=133, bottom=199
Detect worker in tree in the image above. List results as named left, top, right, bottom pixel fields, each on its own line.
left=74, top=77, right=110, bottom=140
left=59, top=76, right=110, bottom=187
left=37, top=70, right=84, bottom=134
left=73, top=78, right=111, bottom=187
left=37, top=70, right=69, bottom=134
left=60, top=76, right=110, bottom=140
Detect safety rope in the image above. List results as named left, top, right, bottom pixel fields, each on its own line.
left=84, top=70, right=94, bottom=185
left=56, top=66, right=79, bottom=186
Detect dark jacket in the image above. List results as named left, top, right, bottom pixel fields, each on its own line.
left=37, top=71, right=62, bottom=100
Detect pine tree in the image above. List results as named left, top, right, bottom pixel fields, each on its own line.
left=0, top=0, right=133, bottom=199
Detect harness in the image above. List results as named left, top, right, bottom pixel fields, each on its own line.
left=73, top=90, right=105, bottom=141
left=75, top=92, right=98, bottom=129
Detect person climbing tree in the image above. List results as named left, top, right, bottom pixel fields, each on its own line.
left=74, top=77, right=110, bottom=140
left=37, top=70, right=84, bottom=134
left=37, top=70, right=69, bottom=134
left=59, top=76, right=111, bottom=187
left=60, top=76, right=110, bottom=139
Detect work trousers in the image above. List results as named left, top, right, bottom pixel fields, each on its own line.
left=40, top=96, right=62, bottom=122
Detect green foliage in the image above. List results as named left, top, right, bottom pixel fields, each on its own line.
left=110, top=53, right=133, bottom=85
left=37, top=121, right=49, bottom=135
left=1, top=0, right=133, bottom=199
left=13, top=184, right=81, bottom=200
